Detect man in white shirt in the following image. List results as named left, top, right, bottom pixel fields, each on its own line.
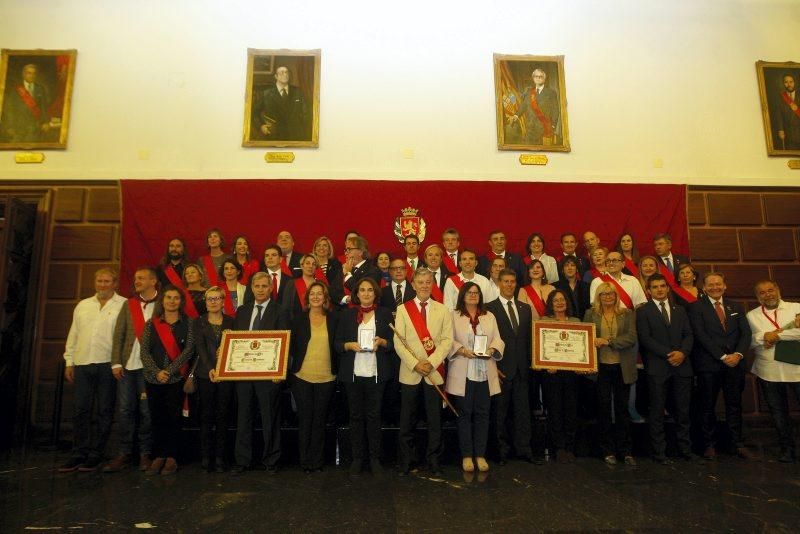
left=104, top=268, right=158, bottom=473
left=589, top=252, right=647, bottom=309
left=747, top=279, right=800, bottom=463
left=444, top=249, right=492, bottom=310
left=486, top=257, right=505, bottom=303
left=58, top=269, right=126, bottom=473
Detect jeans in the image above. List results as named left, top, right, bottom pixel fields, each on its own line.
left=116, top=368, right=152, bottom=456
left=72, top=363, right=116, bottom=460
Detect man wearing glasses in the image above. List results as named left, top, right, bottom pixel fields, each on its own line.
left=589, top=251, right=647, bottom=310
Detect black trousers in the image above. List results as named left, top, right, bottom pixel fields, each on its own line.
left=647, top=373, right=692, bottom=457
left=293, top=376, right=335, bottom=469
left=493, top=371, right=532, bottom=459
left=543, top=371, right=578, bottom=452
left=197, top=378, right=234, bottom=461
left=697, top=365, right=745, bottom=449
left=235, top=381, right=282, bottom=468
left=145, top=381, right=184, bottom=459
left=398, top=381, right=443, bottom=469
left=71, top=363, right=116, bottom=461
left=344, top=377, right=386, bottom=463
left=597, top=364, right=632, bottom=457
left=453, top=379, right=491, bottom=457
left=759, top=379, right=800, bottom=453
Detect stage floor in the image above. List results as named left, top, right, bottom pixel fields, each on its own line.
left=1, top=429, right=799, bottom=533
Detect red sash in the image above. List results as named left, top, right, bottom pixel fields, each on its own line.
left=403, top=300, right=446, bottom=383
left=657, top=264, right=697, bottom=304
left=448, top=274, right=465, bottom=291
left=153, top=317, right=188, bottom=377
left=523, top=285, right=547, bottom=317
left=337, top=253, right=347, bottom=264
left=589, top=268, right=603, bottom=280
left=781, top=91, right=800, bottom=119
left=182, top=290, right=200, bottom=319
left=127, top=298, right=147, bottom=342
left=15, top=85, right=41, bottom=119
left=295, top=278, right=309, bottom=311
left=442, top=253, right=459, bottom=274
left=523, top=256, right=532, bottom=265
left=600, top=274, right=634, bottom=309
left=405, top=260, right=415, bottom=282
left=200, top=255, right=220, bottom=287
left=164, top=264, right=185, bottom=289
left=624, top=258, right=639, bottom=278
left=220, top=283, right=236, bottom=316
left=239, top=259, right=259, bottom=285
left=314, top=266, right=329, bottom=285
left=430, top=280, right=444, bottom=303
left=529, top=88, right=554, bottom=137
left=280, top=257, right=293, bottom=277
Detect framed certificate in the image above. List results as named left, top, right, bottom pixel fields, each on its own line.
left=532, top=321, right=596, bottom=372
left=215, top=330, right=291, bottom=381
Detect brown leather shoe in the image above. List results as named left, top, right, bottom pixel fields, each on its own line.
left=736, top=447, right=759, bottom=461
left=139, top=454, right=153, bottom=471
left=160, top=457, right=178, bottom=476
left=145, top=457, right=165, bottom=476
left=703, top=447, right=716, bottom=460
left=102, top=454, right=130, bottom=473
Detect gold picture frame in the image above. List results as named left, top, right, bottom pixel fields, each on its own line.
left=756, top=60, right=800, bottom=156
left=242, top=48, right=320, bottom=148
left=215, top=330, right=291, bottom=381
left=0, top=49, right=77, bottom=150
left=532, top=320, right=596, bottom=372
left=494, top=54, right=570, bottom=152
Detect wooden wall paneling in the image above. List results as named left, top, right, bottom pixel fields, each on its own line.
left=688, top=229, right=739, bottom=261
left=687, top=193, right=706, bottom=225
left=764, top=194, right=800, bottom=226
left=42, top=302, right=77, bottom=340
left=38, top=342, right=65, bottom=382
left=707, top=193, right=763, bottom=226
left=46, top=264, right=80, bottom=300
left=51, top=225, right=115, bottom=260
left=87, top=188, right=121, bottom=222
left=713, top=265, right=771, bottom=298
left=53, top=188, right=85, bottom=222
left=739, top=229, right=797, bottom=261
left=771, top=265, right=800, bottom=298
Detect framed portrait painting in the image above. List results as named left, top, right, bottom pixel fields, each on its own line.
left=242, top=48, right=320, bottom=148
left=756, top=60, right=800, bottom=156
left=0, top=49, right=77, bottom=150
left=494, top=54, right=570, bottom=152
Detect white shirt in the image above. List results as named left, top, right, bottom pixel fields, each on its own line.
left=249, top=299, right=271, bottom=329
left=529, top=253, right=559, bottom=284
left=267, top=269, right=282, bottom=291
left=589, top=272, right=647, bottom=308
left=63, top=293, right=126, bottom=366
left=498, top=296, right=518, bottom=326
left=660, top=253, right=675, bottom=270
left=466, top=322, right=488, bottom=382
left=653, top=298, right=672, bottom=323
left=443, top=272, right=491, bottom=310
left=485, top=279, right=500, bottom=303
left=354, top=316, right=377, bottom=378
left=747, top=300, right=800, bottom=382
left=391, top=280, right=406, bottom=298
left=406, top=257, right=419, bottom=270
left=428, top=268, right=443, bottom=288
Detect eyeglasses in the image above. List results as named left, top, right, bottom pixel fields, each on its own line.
left=465, top=291, right=481, bottom=296
left=206, top=296, right=224, bottom=302
left=606, top=259, right=623, bottom=263
left=599, top=292, right=616, bottom=298
left=390, top=266, right=406, bottom=271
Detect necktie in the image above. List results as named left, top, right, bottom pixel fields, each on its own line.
left=420, top=301, right=427, bottom=322
left=410, top=259, right=416, bottom=270
left=395, top=284, right=403, bottom=305
left=714, top=301, right=726, bottom=331
left=507, top=300, right=519, bottom=333
left=272, top=272, right=279, bottom=294
left=660, top=301, right=670, bottom=326
left=664, top=256, right=674, bottom=272
left=450, top=253, right=456, bottom=263
left=433, top=271, right=438, bottom=286
left=280, top=88, right=287, bottom=98
left=252, top=304, right=264, bottom=330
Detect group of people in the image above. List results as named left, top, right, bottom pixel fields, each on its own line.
left=59, top=227, right=800, bottom=478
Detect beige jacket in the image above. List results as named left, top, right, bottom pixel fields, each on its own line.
left=394, top=298, right=454, bottom=386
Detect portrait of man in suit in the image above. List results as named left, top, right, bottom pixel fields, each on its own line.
left=242, top=49, right=320, bottom=148
left=756, top=61, right=800, bottom=156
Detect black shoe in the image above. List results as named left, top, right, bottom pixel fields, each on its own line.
left=518, top=454, right=534, bottom=464
left=78, top=457, right=103, bottom=472
left=349, top=461, right=362, bottom=477
left=428, top=463, right=442, bottom=476
left=533, top=456, right=545, bottom=465
left=214, top=458, right=226, bottom=473
left=266, top=465, right=278, bottom=475
left=653, top=455, right=673, bottom=465
left=604, top=455, right=618, bottom=466
left=497, top=457, right=508, bottom=466
left=230, top=465, right=246, bottom=476
left=623, top=456, right=637, bottom=466
left=778, top=449, right=795, bottom=463
left=201, top=457, right=210, bottom=470
left=369, top=459, right=383, bottom=474
left=680, top=451, right=703, bottom=463
left=58, top=457, right=85, bottom=473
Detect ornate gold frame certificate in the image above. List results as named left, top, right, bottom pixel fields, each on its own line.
left=532, top=321, right=596, bottom=372
left=215, top=330, right=291, bottom=381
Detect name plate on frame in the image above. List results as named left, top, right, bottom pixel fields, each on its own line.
left=788, top=160, right=800, bottom=170
left=519, top=154, right=548, bottom=166
left=15, top=152, right=45, bottom=164
left=265, top=152, right=295, bottom=163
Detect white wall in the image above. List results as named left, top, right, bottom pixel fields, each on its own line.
left=1, top=0, right=799, bottom=184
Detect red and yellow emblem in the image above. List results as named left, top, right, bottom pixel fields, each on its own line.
left=394, top=207, right=427, bottom=244
left=422, top=336, right=435, bottom=351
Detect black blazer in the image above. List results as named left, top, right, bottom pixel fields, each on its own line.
left=556, top=254, right=591, bottom=277
left=479, top=252, right=525, bottom=282
left=286, top=251, right=303, bottom=278
left=343, top=261, right=382, bottom=294
left=380, top=281, right=416, bottom=314
left=688, top=297, right=751, bottom=374
left=486, top=298, right=532, bottom=380
left=334, top=307, right=394, bottom=383
left=657, top=253, right=690, bottom=275
left=321, top=257, right=345, bottom=305
left=234, top=299, right=289, bottom=331
left=289, top=311, right=340, bottom=375
left=431, top=266, right=452, bottom=292
left=194, top=314, right=236, bottom=378
left=636, top=299, right=694, bottom=378
left=554, top=279, right=591, bottom=322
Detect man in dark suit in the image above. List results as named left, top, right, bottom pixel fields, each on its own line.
left=262, top=244, right=293, bottom=309
left=423, top=244, right=451, bottom=298
left=555, top=232, right=590, bottom=277
left=231, top=272, right=289, bottom=475
left=381, top=258, right=416, bottom=315
left=2, top=63, right=51, bottom=143
left=441, top=228, right=461, bottom=275
left=403, top=234, right=425, bottom=279
left=653, top=233, right=690, bottom=276
left=478, top=230, right=524, bottom=282
left=637, top=273, right=695, bottom=464
left=341, top=235, right=381, bottom=305
left=776, top=73, right=800, bottom=150
left=486, top=269, right=536, bottom=464
left=258, top=65, right=310, bottom=141
left=276, top=230, right=303, bottom=278
left=688, top=272, right=755, bottom=460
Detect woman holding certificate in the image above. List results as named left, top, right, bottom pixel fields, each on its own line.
left=542, top=289, right=582, bottom=463
left=290, top=281, right=339, bottom=474
left=140, top=286, right=195, bottom=476
left=518, top=260, right=555, bottom=320
left=334, top=277, right=394, bottom=476
left=583, top=282, right=638, bottom=466
left=447, top=282, right=504, bottom=473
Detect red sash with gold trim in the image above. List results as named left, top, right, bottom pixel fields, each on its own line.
left=782, top=91, right=800, bottom=119
left=280, top=257, right=293, bottom=277
left=164, top=264, right=185, bottom=289
left=128, top=298, right=147, bottom=342
left=295, top=278, right=309, bottom=311
left=600, top=274, right=634, bottom=309
left=404, top=300, right=436, bottom=356
left=523, top=285, right=547, bottom=317
left=442, top=253, right=459, bottom=274
left=624, top=258, right=639, bottom=278
left=200, top=255, right=220, bottom=287
left=15, top=85, right=41, bottom=119
left=529, top=88, right=554, bottom=137
left=152, top=317, right=188, bottom=377
left=657, top=264, right=697, bottom=304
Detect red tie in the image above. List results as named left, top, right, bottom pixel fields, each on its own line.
left=714, top=301, right=726, bottom=331
left=420, top=301, right=427, bottom=322
left=272, top=272, right=279, bottom=294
